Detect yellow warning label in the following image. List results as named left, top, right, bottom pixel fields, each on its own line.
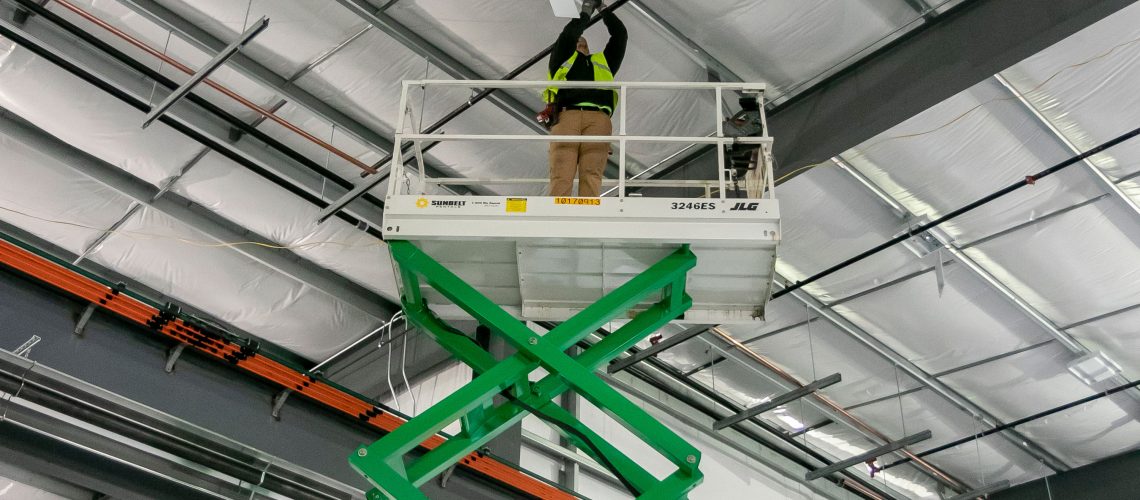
left=506, top=198, right=528, bottom=213
left=554, top=197, right=601, bottom=206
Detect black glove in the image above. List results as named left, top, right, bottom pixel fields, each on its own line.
left=580, top=0, right=600, bottom=16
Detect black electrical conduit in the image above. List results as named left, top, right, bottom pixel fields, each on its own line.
left=773, top=122, right=1140, bottom=299
left=881, top=378, right=1140, bottom=472
left=4, top=0, right=387, bottom=238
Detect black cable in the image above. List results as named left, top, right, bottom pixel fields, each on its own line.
left=773, top=122, right=1140, bottom=299
left=881, top=378, right=1140, bottom=472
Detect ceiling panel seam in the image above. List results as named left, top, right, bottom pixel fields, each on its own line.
left=118, top=0, right=395, bottom=157
left=0, top=107, right=394, bottom=321
left=830, top=153, right=1138, bottom=370
left=816, top=150, right=1140, bottom=468
left=993, top=73, right=1140, bottom=219
left=4, top=5, right=389, bottom=230
left=775, top=279, right=1071, bottom=473
left=113, top=0, right=466, bottom=197
left=603, top=344, right=902, bottom=499
left=694, top=331, right=966, bottom=494
left=72, top=148, right=211, bottom=265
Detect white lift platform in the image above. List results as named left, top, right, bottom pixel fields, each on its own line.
left=382, top=80, right=780, bottom=323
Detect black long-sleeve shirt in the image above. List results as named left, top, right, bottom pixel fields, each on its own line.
left=548, top=12, right=627, bottom=112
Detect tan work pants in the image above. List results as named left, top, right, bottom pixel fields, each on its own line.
left=548, top=109, right=612, bottom=197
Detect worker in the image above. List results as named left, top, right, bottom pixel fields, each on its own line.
left=540, top=1, right=627, bottom=197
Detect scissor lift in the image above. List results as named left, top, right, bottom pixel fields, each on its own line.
left=349, top=80, right=780, bottom=499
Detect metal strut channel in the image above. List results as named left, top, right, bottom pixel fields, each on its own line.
left=351, top=241, right=704, bottom=499
left=140, top=16, right=269, bottom=128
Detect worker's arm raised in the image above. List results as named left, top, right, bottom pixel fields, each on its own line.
left=549, top=14, right=590, bottom=74
left=602, top=9, right=627, bottom=74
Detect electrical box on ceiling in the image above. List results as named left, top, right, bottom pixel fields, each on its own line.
left=549, top=0, right=584, bottom=18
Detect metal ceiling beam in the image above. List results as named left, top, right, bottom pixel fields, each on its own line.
left=993, top=73, right=1140, bottom=222
left=651, top=0, right=1138, bottom=184
left=601, top=371, right=856, bottom=500
left=698, top=330, right=970, bottom=492
left=331, top=0, right=543, bottom=133
left=541, top=320, right=897, bottom=498
left=834, top=157, right=1140, bottom=403
left=606, top=324, right=712, bottom=374
left=883, top=378, right=1140, bottom=472
left=118, top=0, right=394, bottom=156
left=769, top=0, right=1136, bottom=178
left=713, top=373, right=842, bottom=430
left=825, top=156, right=1102, bottom=466
left=116, top=0, right=467, bottom=197
left=0, top=110, right=395, bottom=321
left=606, top=353, right=904, bottom=499
left=0, top=10, right=386, bottom=231
left=141, top=16, right=269, bottom=129
left=805, top=430, right=933, bottom=481
left=315, top=0, right=646, bottom=222
left=0, top=285, right=522, bottom=500
left=625, top=1, right=743, bottom=83
left=775, top=280, right=1070, bottom=473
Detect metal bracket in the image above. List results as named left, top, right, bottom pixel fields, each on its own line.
left=13, top=335, right=41, bottom=358
left=805, top=430, right=932, bottom=481
left=164, top=343, right=187, bottom=373
left=714, top=373, right=842, bottom=430
left=607, top=324, right=712, bottom=374
left=74, top=303, right=97, bottom=337
left=141, top=17, right=269, bottom=128
left=438, top=463, right=457, bottom=488
left=935, top=248, right=946, bottom=297
left=271, top=389, right=291, bottom=421
left=0, top=361, right=35, bottom=423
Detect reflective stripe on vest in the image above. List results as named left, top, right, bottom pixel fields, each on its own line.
left=543, top=52, right=618, bottom=113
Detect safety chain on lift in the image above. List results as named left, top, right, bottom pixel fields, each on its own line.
left=0, top=360, right=36, bottom=424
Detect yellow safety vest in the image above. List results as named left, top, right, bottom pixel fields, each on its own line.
left=543, top=52, right=618, bottom=114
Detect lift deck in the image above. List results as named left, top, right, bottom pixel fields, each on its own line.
left=385, top=194, right=779, bottom=323
left=350, top=80, right=780, bottom=499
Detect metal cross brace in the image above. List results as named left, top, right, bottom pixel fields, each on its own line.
left=350, top=241, right=704, bottom=499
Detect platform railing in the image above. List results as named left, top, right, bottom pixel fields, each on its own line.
left=388, top=80, right=776, bottom=200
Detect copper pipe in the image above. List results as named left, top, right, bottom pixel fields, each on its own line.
left=841, top=478, right=887, bottom=500
left=51, top=0, right=377, bottom=175
left=710, top=327, right=965, bottom=490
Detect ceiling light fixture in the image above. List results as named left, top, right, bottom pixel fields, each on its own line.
left=1067, top=352, right=1122, bottom=386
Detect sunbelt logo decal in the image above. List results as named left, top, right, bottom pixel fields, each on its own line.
left=415, top=197, right=467, bottom=208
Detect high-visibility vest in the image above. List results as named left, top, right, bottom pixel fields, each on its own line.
left=543, top=52, right=618, bottom=114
